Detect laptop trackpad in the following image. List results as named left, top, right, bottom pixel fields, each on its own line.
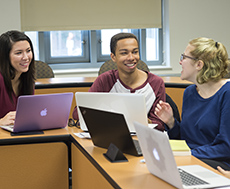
left=195, top=171, right=217, bottom=178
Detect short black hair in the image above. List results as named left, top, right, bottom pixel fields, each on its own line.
left=110, top=33, right=138, bottom=55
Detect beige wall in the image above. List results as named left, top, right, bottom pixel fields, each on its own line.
left=162, top=0, right=230, bottom=77
left=1, top=0, right=230, bottom=77
left=0, top=0, right=21, bottom=35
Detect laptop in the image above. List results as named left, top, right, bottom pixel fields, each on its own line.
left=0, top=93, right=73, bottom=133
left=75, top=92, right=148, bottom=133
left=79, top=106, right=142, bottom=156
left=134, top=121, right=230, bottom=189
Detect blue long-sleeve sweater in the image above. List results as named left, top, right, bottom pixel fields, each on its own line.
left=168, top=82, right=230, bottom=166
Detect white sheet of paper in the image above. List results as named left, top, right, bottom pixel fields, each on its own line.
left=74, top=132, right=91, bottom=139
left=148, top=124, right=158, bottom=129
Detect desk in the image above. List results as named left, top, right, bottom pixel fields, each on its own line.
left=35, top=77, right=96, bottom=89
left=35, top=76, right=192, bottom=89
left=35, top=76, right=192, bottom=117
left=0, top=126, right=224, bottom=189
left=0, top=128, right=71, bottom=189
left=68, top=127, right=221, bottom=189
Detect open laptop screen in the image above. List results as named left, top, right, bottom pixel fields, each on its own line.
left=75, top=92, right=148, bottom=133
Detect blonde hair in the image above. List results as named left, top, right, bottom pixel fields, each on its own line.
left=189, top=37, right=229, bottom=84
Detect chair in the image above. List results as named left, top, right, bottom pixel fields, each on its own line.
left=35, top=60, right=54, bottom=79
left=166, top=93, right=181, bottom=122
left=98, top=59, right=150, bottom=75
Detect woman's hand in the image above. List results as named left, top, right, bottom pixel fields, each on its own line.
left=217, top=166, right=230, bottom=179
left=154, top=100, right=175, bottom=129
left=0, top=111, right=16, bottom=126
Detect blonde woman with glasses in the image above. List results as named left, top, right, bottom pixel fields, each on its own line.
left=155, top=37, right=230, bottom=171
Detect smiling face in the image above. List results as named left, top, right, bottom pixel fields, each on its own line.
left=179, top=44, right=199, bottom=82
left=10, top=40, right=33, bottom=76
left=111, top=38, right=139, bottom=74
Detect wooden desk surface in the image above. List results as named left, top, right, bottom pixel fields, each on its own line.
left=35, top=77, right=96, bottom=89
left=0, top=127, right=70, bottom=145
left=68, top=127, right=221, bottom=189
left=0, top=126, right=225, bottom=189
left=161, top=76, right=192, bottom=88
left=35, top=76, right=193, bottom=89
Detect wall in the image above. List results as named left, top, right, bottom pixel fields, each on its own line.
left=0, top=0, right=21, bottom=34
left=1, top=0, right=230, bottom=78
left=162, top=0, right=230, bottom=77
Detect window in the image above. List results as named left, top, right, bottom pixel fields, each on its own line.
left=141, top=28, right=163, bottom=65
left=96, top=29, right=139, bottom=62
left=25, top=32, right=39, bottom=60
left=146, top=28, right=160, bottom=61
left=96, top=28, right=162, bottom=66
left=25, top=28, right=163, bottom=69
left=50, top=31, right=82, bottom=57
left=44, top=30, right=89, bottom=63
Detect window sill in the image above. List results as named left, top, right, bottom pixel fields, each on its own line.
left=53, top=65, right=173, bottom=77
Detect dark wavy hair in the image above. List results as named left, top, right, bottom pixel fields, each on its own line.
left=0, top=30, right=35, bottom=102
left=110, top=32, right=139, bottom=55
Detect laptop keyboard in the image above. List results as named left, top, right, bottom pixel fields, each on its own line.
left=133, top=140, right=142, bottom=155
left=178, top=168, right=209, bottom=186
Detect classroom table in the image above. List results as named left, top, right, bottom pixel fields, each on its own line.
left=35, top=77, right=96, bottom=89
left=35, top=76, right=193, bottom=118
left=35, top=76, right=192, bottom=89
left=0, top=126, right=225, bottom=189
left=68, top=126, right=223, bottom=189
left=0, top=128, right=71, bottom=189
left=1, top=76, right=228, bottom=188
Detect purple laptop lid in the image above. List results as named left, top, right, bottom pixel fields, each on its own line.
left=13, top=92, right=73, bottom=133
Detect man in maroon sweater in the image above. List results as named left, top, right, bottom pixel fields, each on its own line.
left=73, top=33, right=165, bottom=131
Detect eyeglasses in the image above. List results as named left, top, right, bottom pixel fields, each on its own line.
left=180, top=54, right=198, bottom=61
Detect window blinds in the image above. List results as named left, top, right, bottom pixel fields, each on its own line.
left=20, top=0, right=161, bottom=31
